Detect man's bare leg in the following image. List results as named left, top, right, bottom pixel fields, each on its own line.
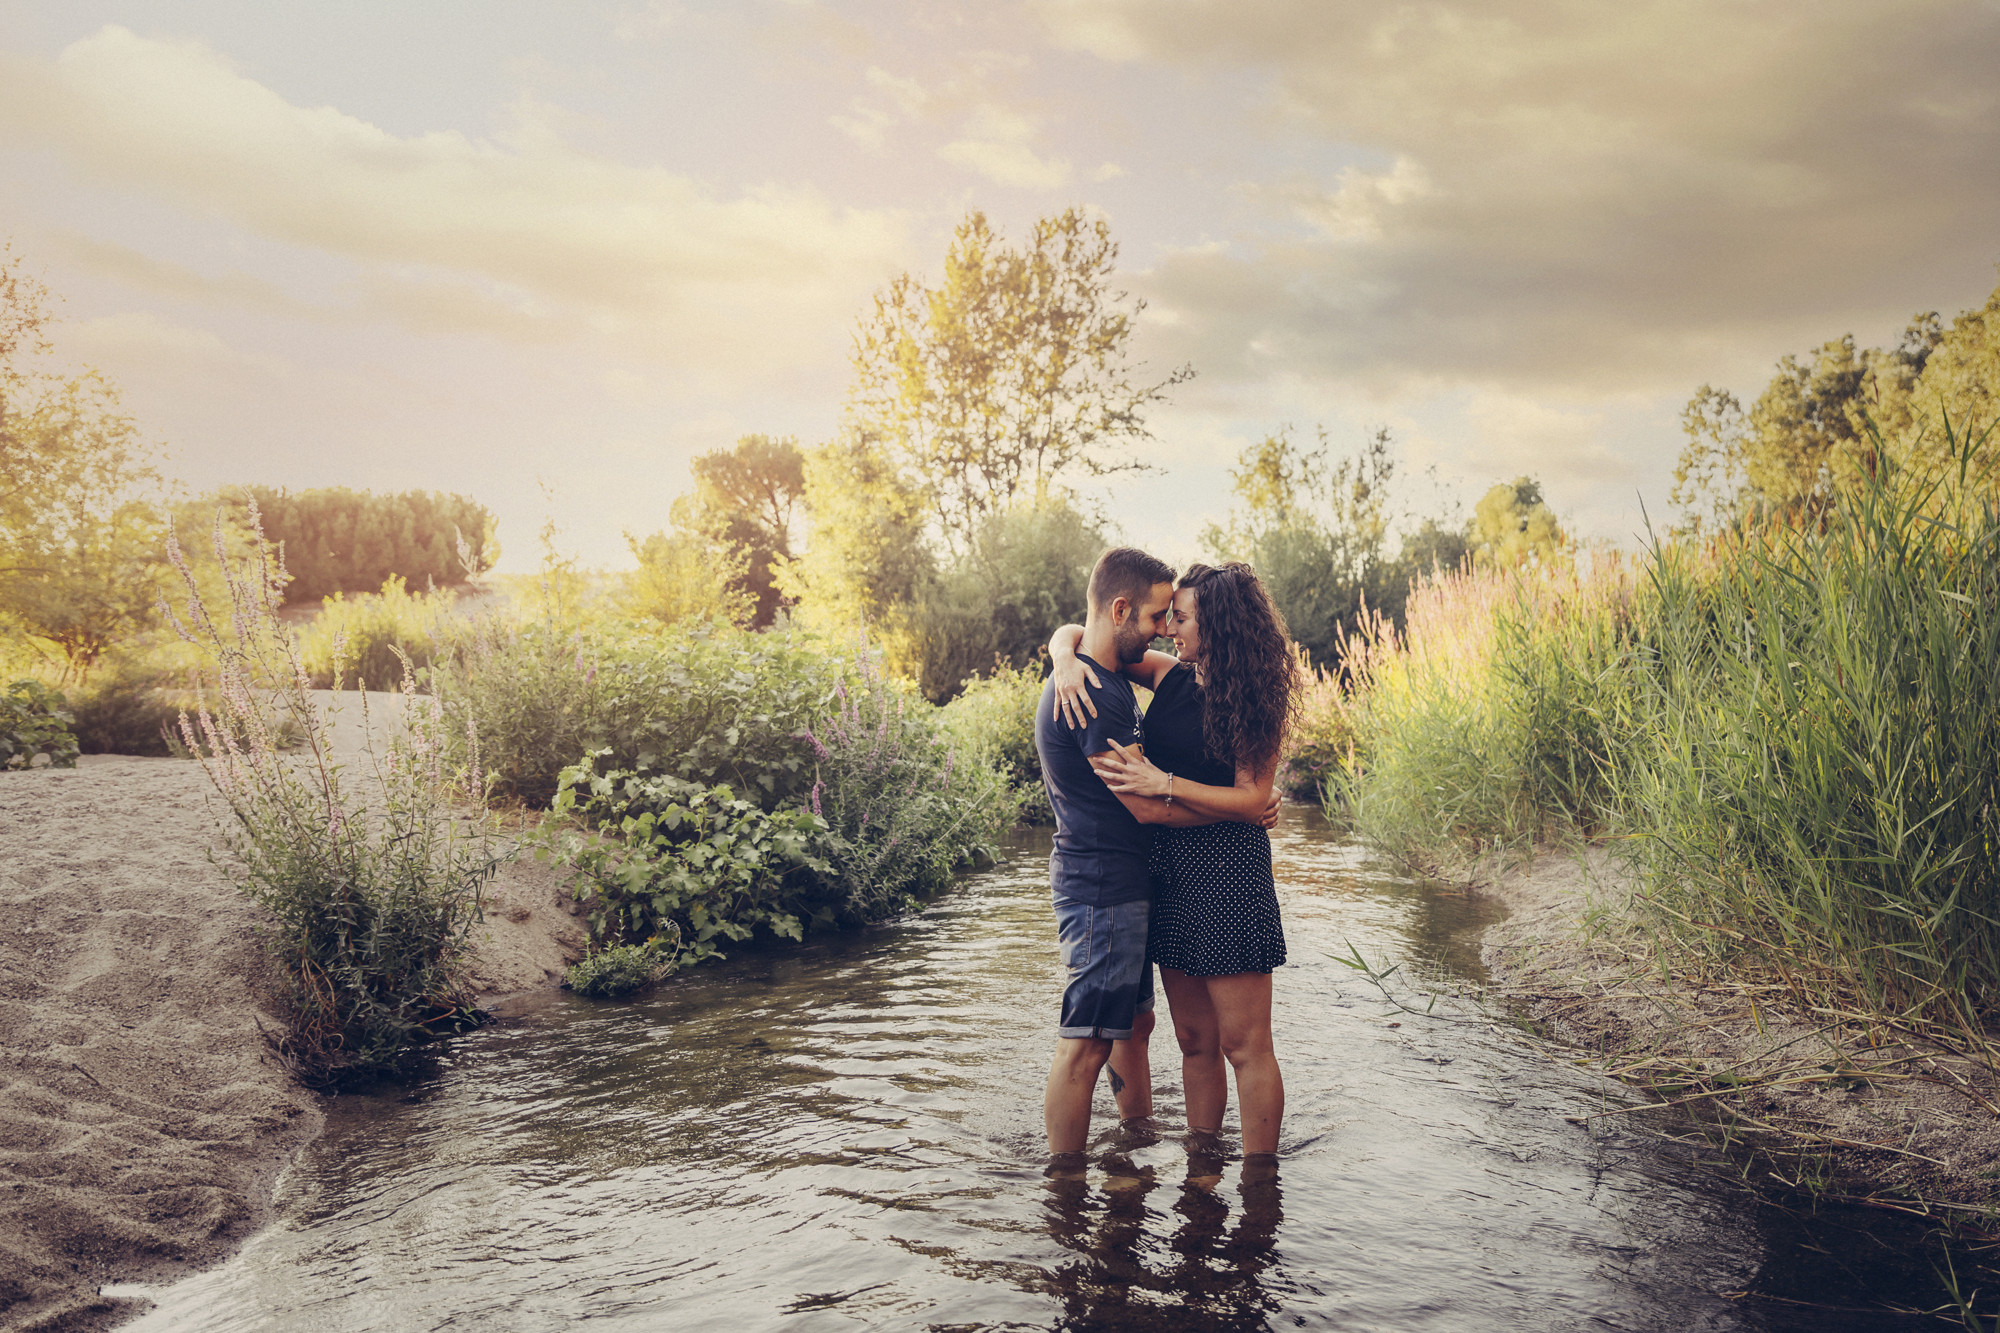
left=1045, top=1036, right=1113, bottom=1154
left=1106, top=1008, right=1155, bottom=1121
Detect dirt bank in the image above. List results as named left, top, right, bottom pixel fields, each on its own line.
left=1477, top=847, right=2000, bottom=1210
left=0, top=750, right=584, bottom=1333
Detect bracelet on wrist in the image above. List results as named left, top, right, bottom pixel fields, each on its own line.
left=1164, top=773, right=1175, bottom=806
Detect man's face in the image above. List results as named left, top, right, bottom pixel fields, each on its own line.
left=1112, top=583, right=1175, bottom=664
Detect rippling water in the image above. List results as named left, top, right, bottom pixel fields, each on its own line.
left=120, top=810, right=1968, bottom=1330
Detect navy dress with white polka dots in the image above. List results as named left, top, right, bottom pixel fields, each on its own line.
left=1143, top=663, right=1287, bottom=976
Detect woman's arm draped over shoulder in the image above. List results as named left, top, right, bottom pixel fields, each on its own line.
left=1047, top=623, right=1179, bottom=730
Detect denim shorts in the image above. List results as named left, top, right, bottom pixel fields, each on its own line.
left=1053, top=895, right=1156, bottom=1040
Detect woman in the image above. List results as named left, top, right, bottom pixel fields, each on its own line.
left=1048, top=561, right=1301, bottom=1158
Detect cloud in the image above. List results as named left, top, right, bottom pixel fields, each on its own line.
left=938, top=102, right=1072, bottom=189
left=66, top=310, right=293, bottom=381
left=0, top=26, right=911, bottom=376
left=1038, top=0, right=2000, bottom=396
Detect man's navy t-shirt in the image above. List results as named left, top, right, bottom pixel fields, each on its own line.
left=1034, top=653, right=1151, bottom=906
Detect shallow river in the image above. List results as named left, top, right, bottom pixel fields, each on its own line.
left=121, top=810, right=1971, bottom=1330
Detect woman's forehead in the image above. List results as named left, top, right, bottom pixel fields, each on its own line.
left=1172, top=586, right=1198, bottom=613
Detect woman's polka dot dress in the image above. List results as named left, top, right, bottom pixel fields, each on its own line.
left=1141, top=664, right=1287, bottom=977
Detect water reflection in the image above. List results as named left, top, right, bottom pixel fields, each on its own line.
left=116, top=809, right=1979, bottom=1332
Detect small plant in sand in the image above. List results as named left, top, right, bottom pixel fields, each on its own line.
left=161, top=506, right=498, bottom=1083
left=0, top=678, right=80, bottom=769
left=563, top=933, right=679, bottom=999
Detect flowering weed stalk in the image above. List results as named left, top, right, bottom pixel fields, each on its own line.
left=162, top=504, right=498, bottom=1084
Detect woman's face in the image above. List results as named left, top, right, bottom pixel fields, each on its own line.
left=1169, top=586, right=1202, bottom=663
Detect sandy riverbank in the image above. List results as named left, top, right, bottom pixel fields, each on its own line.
left=1476, top=847, right=2000, bottom=1209
left=0, top=742, right=585, bottom=1332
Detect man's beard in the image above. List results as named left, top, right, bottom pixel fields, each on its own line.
left=1112, top=613, right=1153, bottom=665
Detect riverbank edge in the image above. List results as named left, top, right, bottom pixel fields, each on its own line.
left=1470, top=844, right=2000, bottom=1214
left=0, top=756, right=587, bottom=1333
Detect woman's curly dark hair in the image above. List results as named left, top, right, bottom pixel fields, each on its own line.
left=1180, top=561, right=1302, bottom=774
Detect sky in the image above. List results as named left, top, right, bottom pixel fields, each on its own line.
left=2, top=1, right=1997, bottom=572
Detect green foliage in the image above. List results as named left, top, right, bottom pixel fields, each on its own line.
left=668, top=434, right=805, bottom=628
left=434, top=620, right=840, bottom=811
left=1, top=678, right=78, bottom=769
left=298, top=575, right=460, bottom=689
left=914, top=499, right=1103, bottom=701
left=1471, top=477, right=1568, bottom=567
left=1622, top=416, right=2000, bottom=1020
left=803, top=652, right=1016, bottom=919
left=552, top=765, right=838, bottom=960
left=0, top=368, right=173, bottom=678
left=614, top=529, right=753, bottom=630
left=66, top=655, right=196, bottom=756
left=1333, top=411, right=2000, bottom=1030
left=564, top=937, right=678, bottom=998
left=848, top=209, right=1190, bottom=554
left=220, top=485, right=498, bottom=605
left=1205, top=426, right=1478, bottom=671
left=1275, top=663, right=1354, bottom=802
left=163, top=516, right=495, bottom=1084
left=939, top=659, right=1053, bottom=823
left=777, top=432, right=934, bottom=666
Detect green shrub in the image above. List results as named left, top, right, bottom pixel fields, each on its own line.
left=433, top=620, right=839, bottom=811
left=1, top=678, right=79, bottom=769
left=1276, top=659, right=1354, bottom=802
left=66, top=658, right=195, bottom=756
left=298, top=576, right=458, bottom=689
left=563, top=936, right=679, bottom=998
left=163, top=522, right=496, bottom=1084
left=938, top=659, right=1052, bottom=823
left=551, top=764, right=838, bottom=960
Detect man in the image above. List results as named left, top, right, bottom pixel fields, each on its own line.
left=1034, top=547, right=1177, bottom=1158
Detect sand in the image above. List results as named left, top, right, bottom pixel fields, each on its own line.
left=0, top=701, right=586, bottom=1332
left=1477, top=846, right=2000, bottom=1207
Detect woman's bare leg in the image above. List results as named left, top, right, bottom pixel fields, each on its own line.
left=1160, top=968, right=1226, bottom=1134
left=1206, top=971, right=1282, bottom=1155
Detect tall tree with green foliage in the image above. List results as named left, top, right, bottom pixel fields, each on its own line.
left=1673, top=312, right=1948, bottom=528
left=1471, top=477, right=1567, bottom=567
left=1204, top=426, right=1469, bottom=671
left=847, top=208, right=1190, bottom=554
left=0, top=249, right=179, bottom=679
left=664, top=434, right=805, bottom=628
left=213, top=486, right=498, bottom=604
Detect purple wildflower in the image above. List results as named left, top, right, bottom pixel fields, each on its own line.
left=809, top=779, right=823, bottom=816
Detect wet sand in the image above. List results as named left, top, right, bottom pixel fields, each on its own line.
left=0, top=742, right=583, bottom=1332
left=1478, top=846, right=2000, bottom=1207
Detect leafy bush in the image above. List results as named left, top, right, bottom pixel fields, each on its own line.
left=803, top=652, right=1016, bottom=918
left=545, top=644, right=1015, bottom=972
left=551, top=764, right=838, bottom=960
left=67, top=658, right=190, bottom=756
left=1, top=678, right=78, bottom=769
left=563, top=935, right=679, bottom=998
left=297, top=575, right=459, bottom=689
left=433, top=620, right=839, bottom=810
left=163, top=515, right=496, bottom=1084
left=938, top=659, right=1052, bottom=823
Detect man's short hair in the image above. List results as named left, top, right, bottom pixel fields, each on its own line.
left=1088, top=546, right=1176, bottom=615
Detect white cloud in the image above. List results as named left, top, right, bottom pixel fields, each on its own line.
left=0, top=26, right=911, bottom=378
left=1091, top=162, right=1127, bottom=182
left=66, top=310, right=293, bottom=381
left=938, top=102, right=1072, bottom=189
left=1040, top=0, right=2000, bottom=396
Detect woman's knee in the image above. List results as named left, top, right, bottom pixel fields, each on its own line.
left=1218, top=1027, right=1274, bottom=1071
left=1173, top=1021, right=1218, bottom=1059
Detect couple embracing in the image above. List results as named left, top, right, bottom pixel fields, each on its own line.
left=1034, top=547, right=1301, bottom=1168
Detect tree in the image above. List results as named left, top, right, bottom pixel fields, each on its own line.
left=774, top=432, right=934, bottom=665
left=667, top=434, right=805, bottom=628
left=0, top=369, right=172, bottom=679
left=1470, top=478, right=1567, bottom=567
left=615, top=530, right=753, bottom=630
left=1673, top=312, right=1947, bottom=529
left=848, top=209, right=1190, bottom=554
left=1204, top=426, right=1409, bottom=670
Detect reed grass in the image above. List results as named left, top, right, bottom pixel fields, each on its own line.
left=1326, top=413, right=2000, bottom=1037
